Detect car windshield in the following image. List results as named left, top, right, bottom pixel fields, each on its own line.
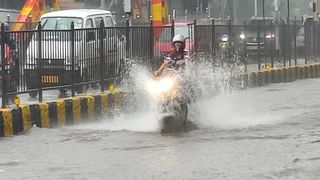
left=41, top=17, right=83, bottom=30
left=40, top=17, right=83, bottom=41
left=159, top=26, right=192, bottom=41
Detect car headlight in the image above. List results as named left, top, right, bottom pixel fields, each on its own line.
left=266, top=33, right=275, bottom=39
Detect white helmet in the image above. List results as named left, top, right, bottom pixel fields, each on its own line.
left=172, top=34, right=185, bottom=44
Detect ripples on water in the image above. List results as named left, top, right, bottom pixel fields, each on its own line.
left=65, top=61, right=320, bottom=180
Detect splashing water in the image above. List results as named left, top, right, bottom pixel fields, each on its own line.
left=75, top=58, right=286, bottom=132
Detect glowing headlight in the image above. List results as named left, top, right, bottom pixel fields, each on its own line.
left=221, top=37, right=229, bottom=42
left=239, top=33, right=245, bottom=40
left=266, top=34, right=275, bottom=39
left=146, top=77, right=176, bottom=96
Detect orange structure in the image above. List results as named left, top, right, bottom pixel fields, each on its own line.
left=13, top=0, right=60, bottom=31
left=152, top=0, right=168, bottom=39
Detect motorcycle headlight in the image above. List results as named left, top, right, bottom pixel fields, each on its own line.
left=221, top=37, right=229, bottom=42
left=146, top=77, right=176, bottom=97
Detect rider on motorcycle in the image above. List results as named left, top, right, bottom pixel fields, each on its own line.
left=154, top=34, right=189, bottom=77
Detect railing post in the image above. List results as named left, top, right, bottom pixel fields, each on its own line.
left=193, top=19, right=197, bottom=53
left=318, top=22, right=320, bottom=60
left=282, top=20, right=287, bottom=67
left=6, top=15, right=10, bottom=31
left=27, top=15, right=32, bottom=31
left=227, top=18, right=232, bottom=50
left=304, top=20, right=308, bottom=64
left=70, top=22, right=75, bottom=97
left=149, top=20, right=154, bottom=67
left=171, top=19, right=175, bottom=40
left=271, top=22, right=274, bottom=68
left=243, top=20, right=248, bottom=72
left=125, top=19, right=130, bottom=58
left=1, top=24, right=7, bottom=108
left=257, top=21, right=261, bottom=70
left=99, top=20, right=105, bottom=93
left=294, top=17, right=297, bottom=66
left=288, top=18, right=291, bottom=66
left=313, top=21, right=316, bottom=59
left=211, top=18, right=215, bottom=56
left=37, top=22, right=43, bottom=102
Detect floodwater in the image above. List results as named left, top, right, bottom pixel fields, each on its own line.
left=1, top=74, right=320, bottom=179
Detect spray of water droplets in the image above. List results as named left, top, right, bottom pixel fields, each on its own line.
left=76, top=56, right=284, bottom=132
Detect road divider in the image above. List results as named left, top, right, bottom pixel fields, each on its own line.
left=0, top=92, right=123, bottom=137
left=242, top=64, right=320, bottom=88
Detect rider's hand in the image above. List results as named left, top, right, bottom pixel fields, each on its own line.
left=154, top=70, right=160, bottom=77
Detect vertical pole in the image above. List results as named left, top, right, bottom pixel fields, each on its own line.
left=227, top=18, right=231, bottom=50
left=271, top=22, right=274, bottom=68
left=28, top=15, right=32, bottom=31
left=194, top=19, right=197, bottom=53
left=313, top=0, right=318, bottom=60
left=254, top=0, right=258, bottom=17
left=150, top=20, right=154, bottom=67
left=125, top=19, right=130, bottom=58
left=100, top=0, right=105, bottom=9
left=99, top=20, right=105, bottom=93
left=313, top=21, right=316, bottom=59
left=6, top=15, right=10, bottom=23
left=211, top=18, right=215, bottom=56
left=294, top=17, right=297, bottom=66
left=148, top=0, right=151, bottom=21
left=313, top=0, right=317, bottom=22
left=1, top=24, right=6, bottom=108
left=283, top=20, right=286, bottom=67
left=244, top=20, right=248, bottom=72
left=6, top=15, right=10, bottom=31
left=304, top=19, right=307, bottom=64
left=172, top=8, right=176, bottom=20
left=37, top=22, right=43, bottom=102
left=171, top=19, right=175, bottom=40
left=262, top=0, right=267, bottom=65
left=257, top=21, right=261, bottom=70
left=71, top=22, right=75, bottom=97
left=287, top=0, right=291, bottom=66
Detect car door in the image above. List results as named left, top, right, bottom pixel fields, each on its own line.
left=104, top=15, right=121, bottom=77
left=84, top=18, right=96, bottom=80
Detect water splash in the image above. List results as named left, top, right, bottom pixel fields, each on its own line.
left=76, top=57, right=283, bottom=132
left=78, top=62, right=162, bottom=132
left=188, top=91, right=286, bottom=130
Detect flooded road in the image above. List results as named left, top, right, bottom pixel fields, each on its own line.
left=1, top=78, right=320, bottom=180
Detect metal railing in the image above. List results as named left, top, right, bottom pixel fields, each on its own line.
left=0, top=18, right=319, bottom=107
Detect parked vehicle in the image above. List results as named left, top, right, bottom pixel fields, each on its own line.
left=154, top=22, right=194, bottom=59
left=244, top=17, right=275, bottom=55
left=24, top=9, right=126, bottom=97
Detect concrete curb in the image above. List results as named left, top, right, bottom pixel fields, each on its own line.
left=242, top=64, right=320, bottom=88
left=0, top=92, right=123, bottom=137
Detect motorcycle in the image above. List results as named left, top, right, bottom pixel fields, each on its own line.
left=147, top=59, right=189, bottom=133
